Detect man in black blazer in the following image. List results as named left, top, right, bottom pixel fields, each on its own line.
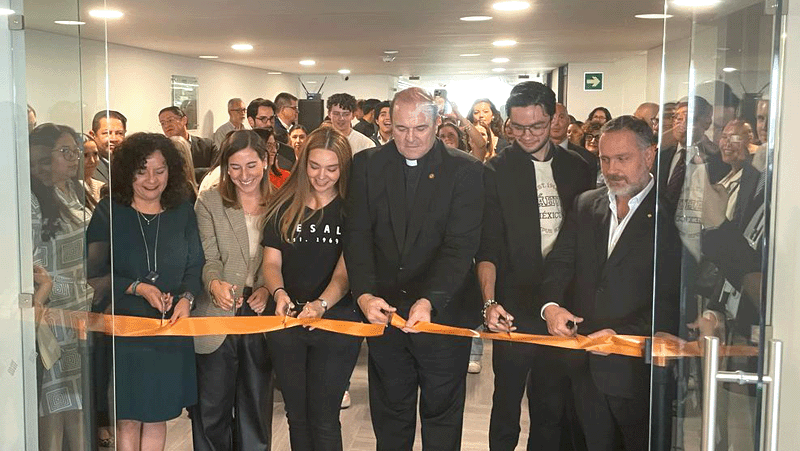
left=480, top=83, right=593, bottom=451
left=89, top=109, right=127, bottom=184
left=158, top=106, right=218, bottom=182
left=540, top=116, right=680, bottom=451
left=344, top=87, right=484, bottom=451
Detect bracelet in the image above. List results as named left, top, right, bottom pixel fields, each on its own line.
left=481, top=299, right=497, bottom=320
left=131, top=280, right=140, bottom=296
left=273, top=287, right=288, bottom=297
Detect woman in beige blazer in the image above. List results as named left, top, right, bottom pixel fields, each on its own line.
left=192, top=130, right=275, bottom=451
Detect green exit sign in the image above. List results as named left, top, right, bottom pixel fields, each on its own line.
left=584, top=72, right=604, bottom=91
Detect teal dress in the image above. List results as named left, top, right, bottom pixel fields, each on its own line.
left=86, top=198, right=204, bottom=422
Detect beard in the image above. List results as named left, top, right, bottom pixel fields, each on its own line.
left=606, top=173, right=650, bottom=197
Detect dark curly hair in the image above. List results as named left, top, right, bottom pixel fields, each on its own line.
left=327, top=93, right=357, bottom=112
left=109, top=132, right=191, bottom=209
left=467, top=98, right=504, bottom=140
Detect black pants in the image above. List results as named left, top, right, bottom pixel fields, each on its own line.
left=490, top=341, right=584, bottom=451
left=267, top=327, right=361, bottom=451
left=192, top=321, right=273, bottom=451
left=570, top=370, right=649, bottom=451
left=367, top=326, right=470, bottom=451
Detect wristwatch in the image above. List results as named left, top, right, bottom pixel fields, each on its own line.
left=179, top=292, right=195, bottom=309
left=316, top=298, right=329, bottom=312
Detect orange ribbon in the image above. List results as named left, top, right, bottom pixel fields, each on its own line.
left=44, top=308, right=757, bottom=362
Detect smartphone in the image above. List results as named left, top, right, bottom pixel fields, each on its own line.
left=433, top=89, right=451, bottom=115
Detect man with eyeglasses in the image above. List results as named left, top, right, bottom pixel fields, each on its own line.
left=247, top=97, right=296, bottom=171
left=89, top=109, right=127, bottom=184
left=213, top=98, right=248, bottom=149
left=327, top=93, right=377, bottom=155
left=159, top=106, right=218, bottom=182
left=479, top=82, right=593, bottom=451
left=273, top=92, right=298, bottom=135
left=633, top=102, right=660, bottom=137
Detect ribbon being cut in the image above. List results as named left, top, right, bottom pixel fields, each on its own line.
left=47, top=307, right=756, bottom=364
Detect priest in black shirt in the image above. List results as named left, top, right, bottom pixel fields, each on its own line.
left=344, top=87, right=484, bottom=451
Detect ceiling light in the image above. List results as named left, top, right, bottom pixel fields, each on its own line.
left=0, top=8, right=15, bottom=15
left=460, top=53, right=481, bottom=57
left=491, top=57, right=510, bottom=63
left=634, top=13, right=674, bottom=19
left=268, top=72, right=282, bottom=75
left=492, top=67, right=506, bottom=72
left=672, top=0, right=720, bottom=6
left=54, top=20, right=86, bottom=25
left=492, top=1, right=531, bottom=11
left=722, top=67, right=738, bottom=73
left=307, top=81, right=318, bottom=84
left=338, top=69, right=351, bottom=74
left=198, top=55, right=218, bottom=59
left=88, top=9, right=123, bottom=19
left=493, top=39, right=517, bottom=47
left=383, top=50, right=399, bottom=54
left=300, top=60, right=316, bottom=66
left=231, top=43, right=253, bottom=51
left=460, top=15, right=493, bottom=21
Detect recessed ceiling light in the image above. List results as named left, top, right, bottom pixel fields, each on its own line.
left=460, top=53, right=481, bottom=57
left=672, top=0, right=720, bottom=6
left=268, top=72, right=282, bottom=75
left=492, top=67, right=507, bottom=72
left=460, top=15, right=493, bottom=21
left=722, top=67, right=738, bottom=73
left=54, top=20, right=86, bottom=25
left=307, top=81, right=318, bottom=84
left=383, top=50, right=399, bottom=54
left=634, top=13, right=674, bottom=19
left=491, top=57, right=510, bottom=63
left=231, top=43, right=253, bottom=51
left=338, top=69, right=351, bottom=74
left=0, top=8, right=15, bottom=15
left=198, top=55, right=218, bottom=59
left=492, top=1, right=531, bottom=11
left=300, top=60, right=316, bottom=66
left=493, top=39, right=517, bottom=47
left=89, top=9, right=123, bottom=19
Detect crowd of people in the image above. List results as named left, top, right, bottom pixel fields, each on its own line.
left=28, top=79, right=768, bottom=451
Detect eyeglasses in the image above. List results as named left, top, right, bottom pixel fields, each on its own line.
left=650, top=118, right=659, bottom=126
left=585, top=134, right=601, bottom=142
left=255, top=115, right=276, bottom=123
left=229, top=108, right=247, bottom=113
left=55, top=146, right=81, bottom=161
left=720, top=134, right=744, bottom=143
left=509, top=121, right=549, bottom=135
left=283, top=105, right=299, bottom=112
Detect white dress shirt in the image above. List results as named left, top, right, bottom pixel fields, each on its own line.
left=607, top=176, right=654, bottom=256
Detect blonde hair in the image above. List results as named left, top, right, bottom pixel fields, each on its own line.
left=264, top=126, right=352, bottom=243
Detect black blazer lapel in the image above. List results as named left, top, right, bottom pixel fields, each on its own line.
left=403, top=144, right=444, bottom=257
left=504, top=146, right=540, bottom=258
left=385, top=155, right=407, bottom=255
left=224, top=205, right=250, bottom=265
left=593, top=191, right=611, bottom=269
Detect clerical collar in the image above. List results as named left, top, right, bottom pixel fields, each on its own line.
left=405, top=159, right=418, bottom=167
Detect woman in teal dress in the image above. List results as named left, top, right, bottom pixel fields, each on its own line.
left=86, top=132, right=203, bottom=451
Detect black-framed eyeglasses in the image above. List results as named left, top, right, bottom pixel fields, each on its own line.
left=509, top=121, right=549, bottom=135
left=55, top=146, right=81, bottom=161
left=585, top=134, right=601, bottom=142
left=256, top=115, right=276, bottom=123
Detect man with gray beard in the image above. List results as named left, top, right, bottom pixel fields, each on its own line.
left=540, top=116, right=680, bottom=451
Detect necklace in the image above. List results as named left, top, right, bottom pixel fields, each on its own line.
left=138, top=210, right=161, bottom=226
left=136, top=211, right=160, bottom=283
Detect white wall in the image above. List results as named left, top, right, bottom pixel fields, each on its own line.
left=565, top=53, right=649, bottom=121
left=295, top=74, right=398, bottom=103
left=26, top=29, right=300, bottom=138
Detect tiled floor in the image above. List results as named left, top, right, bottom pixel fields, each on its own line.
left=165, top=340, right=531, bottom=451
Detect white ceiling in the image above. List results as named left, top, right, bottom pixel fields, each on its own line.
left=23, top=0, right=759, bottom=77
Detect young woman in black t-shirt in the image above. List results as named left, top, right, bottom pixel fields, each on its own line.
left=261, top=126, right=360, bottom=451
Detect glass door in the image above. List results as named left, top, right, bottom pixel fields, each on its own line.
left=651, top=1, right=783, bottom=451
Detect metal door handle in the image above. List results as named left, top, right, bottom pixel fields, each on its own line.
left=700, top=336, right=783, bottom=451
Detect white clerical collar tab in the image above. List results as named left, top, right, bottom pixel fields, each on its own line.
left=405, top=159, right=418, bottom=167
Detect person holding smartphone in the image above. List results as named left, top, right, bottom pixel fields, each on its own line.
left=262, top=126, right=360, bottom=451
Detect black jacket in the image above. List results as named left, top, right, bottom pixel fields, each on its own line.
left=344, top=139, right=484, bottom=327
left=477, top=141, right=593, bottom=333
left=540, top=186, right=681, bottom=398
left=190, top=135, right=219, bottom=182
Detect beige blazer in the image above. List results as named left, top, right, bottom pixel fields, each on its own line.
left=193, top=188, right=266, bottom=354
